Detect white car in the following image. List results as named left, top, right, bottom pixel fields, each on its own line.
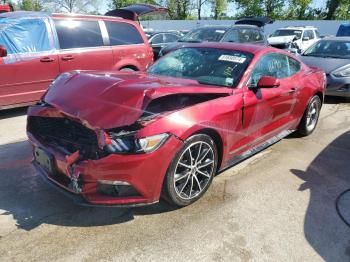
left=268, top=26, right=321, bottom=53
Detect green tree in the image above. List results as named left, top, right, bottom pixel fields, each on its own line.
left=234, top=0, right=263, bottom=17
left=325, top=0, right=342, bottom=19
left=166, top=0, right=193, bottom=19
left=197, top=0, right=210, bottom=19
left=337, top=0, right=350, bottom=19
left=43, top=0, right=98, bottom=13
left=234, top=0, right=284, bottom=18
left=324, top=0, right=350, bottom=19
left=211, top=0, right=227, bottom=19
left=286, top=0, right=312, bottom=19
left=19, top=0, right=42, bottom=11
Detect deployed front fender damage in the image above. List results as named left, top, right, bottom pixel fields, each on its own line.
left=42, top=71, right=230, bottom=139
left=33, top=71, right=232, bottom=161
left=44, top=71, right=231, bottom=129
left=27, top=71, right=234, bottom=201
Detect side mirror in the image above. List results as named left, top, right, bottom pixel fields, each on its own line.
left=257, top=76, right=280, bottom=88
left=302, top=36, right=310, bottom=41
left=0, top=45, right=7, bottom=58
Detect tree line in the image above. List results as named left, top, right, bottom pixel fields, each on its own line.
left=2, top=0, right=349, bottom=20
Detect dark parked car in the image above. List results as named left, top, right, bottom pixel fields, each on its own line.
left=27, top=43, right=325, bottom=207
left=0, top=4, right=167, bottom=110
left=147, top=31, right=181, bottom=59
left=159, top=17, right=271, bottom=57
left=336, top=23, right=350, bottom=37
left=301, top=37, right=350, bottom=97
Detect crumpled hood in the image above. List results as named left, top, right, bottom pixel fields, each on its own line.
left=268, top=35, right=296, bottom=45
left=44, top=71, right=230, bottom=129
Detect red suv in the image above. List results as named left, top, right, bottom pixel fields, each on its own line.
left=0, top=11, right=153, bottom=110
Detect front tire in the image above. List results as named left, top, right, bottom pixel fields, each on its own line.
left=162, top=134, right=218, bottom=207
left=297, top=95, right=322, bottom=136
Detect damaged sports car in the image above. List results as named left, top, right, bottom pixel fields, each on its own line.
left=27, top=43, right=326, bottom=207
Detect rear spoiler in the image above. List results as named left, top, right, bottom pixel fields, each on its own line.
left=105, top=4, right=168, bottom=21
left=235, top=17, right=274, bottom=28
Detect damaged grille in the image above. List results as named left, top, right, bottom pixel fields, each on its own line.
left=28, top=116, right=104, bottom=159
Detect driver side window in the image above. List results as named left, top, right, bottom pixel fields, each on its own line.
left=249, top=53, right=290, bottom=86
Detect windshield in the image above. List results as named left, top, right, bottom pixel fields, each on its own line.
left=179, top=27, right=227, bottom=43
left=271, top=29, right=302, bottom=39
left=147, top=47, right=253, bottom=87
left=303, top=40, right=350, bottom=59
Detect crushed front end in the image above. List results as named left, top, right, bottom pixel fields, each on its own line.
left=27, top=104, right=183, bottom=207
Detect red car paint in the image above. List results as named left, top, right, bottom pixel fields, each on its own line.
left=27, top=43, right=326, bottom=206
left=0, top=12, right=153, bottom=110
left=0, top=4, right=13, bottom=13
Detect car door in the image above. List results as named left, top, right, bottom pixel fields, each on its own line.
left=301, top=30, right=315, bottom=51
left=241, top=52, right=298, bottom=147
left=53, top=18, right=113, bottom=73
left=241, top=28, right=266, bottom=45
left=0, top=17, right=59, bottom=108
left=103, top=20, right=153, bottom=70
left=149, top=33, right=164, bottom=59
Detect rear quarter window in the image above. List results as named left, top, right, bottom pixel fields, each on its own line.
left=238, top=28, right=264, bottom=43
left=315, top=30, right=321, bottom=38
left=105, top=21, right=144, bottom=45
left=54, top=19, right=104, bottom=49
left=288, top=57, right=301, bottom=76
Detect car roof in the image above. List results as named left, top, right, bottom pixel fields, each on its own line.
left=322, top=36, right=350, bottom=41
left=0, top=11, right=50, bottom=18
left=177, top=42, right=271, bottom=54
left=278, top=26, right=316, bottom=30
left=149, top=31, right=180, bottom=36
left=0, top=11, right=124, bottom=21
left=194, top=24, right=261, bottom=31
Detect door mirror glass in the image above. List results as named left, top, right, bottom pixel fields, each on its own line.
left=302, top=36, right=310, bottom=41
left=257, top=76, right=280, bottom=88
left=0, top=45, right=7, bottom=57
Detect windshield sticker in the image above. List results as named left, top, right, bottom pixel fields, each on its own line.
left=219, top=55, right=246, bottom=63
left=225, top=78, right=234, bottom=86
left=215, top=30, right=225, bottom=33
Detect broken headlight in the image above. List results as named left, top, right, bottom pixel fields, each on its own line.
left=104, top=133, right=169, bottom=154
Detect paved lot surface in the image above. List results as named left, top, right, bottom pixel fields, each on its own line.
left=0, top=99, right=349, bottom=262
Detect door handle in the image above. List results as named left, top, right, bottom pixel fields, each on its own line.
left=288, top=87, right=297, bottom=94
left=40, top=57, right=55, bottom=63
left=281, top=87, right=297, bottom=96
left=62, top=55, right=74, bottom=61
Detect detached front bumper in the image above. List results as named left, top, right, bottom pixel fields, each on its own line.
left=29, top=134, right=182, bottom=207
left=27, top=106, right=183, bottom=207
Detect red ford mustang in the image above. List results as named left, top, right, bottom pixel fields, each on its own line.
left=27, top=43, right=326, bottom=207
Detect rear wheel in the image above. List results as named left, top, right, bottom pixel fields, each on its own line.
left=297, top=95, right=322, bottom=136
left=162, top=134, right=218, bottom=207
